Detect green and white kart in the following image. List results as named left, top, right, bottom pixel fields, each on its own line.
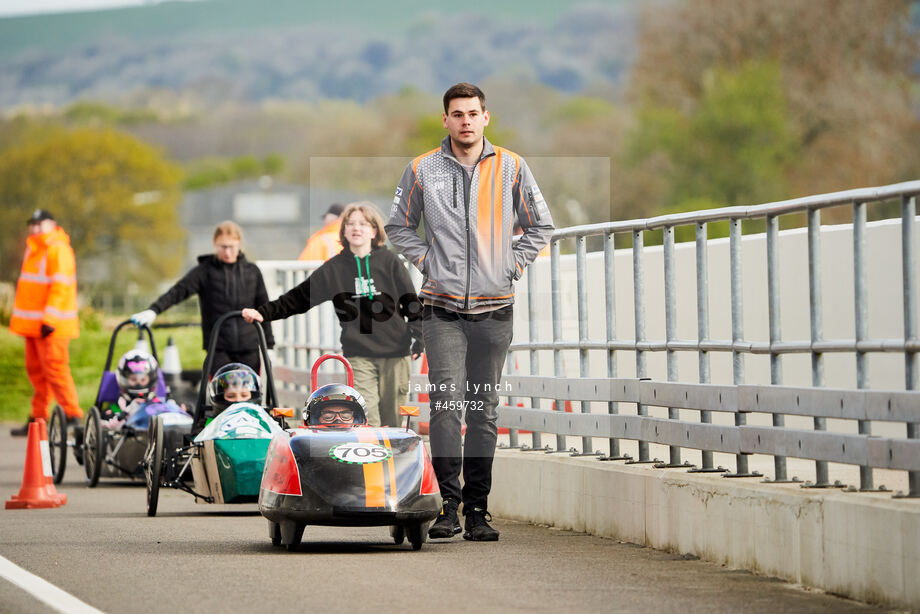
left=143, top=311, right=282, bottom=516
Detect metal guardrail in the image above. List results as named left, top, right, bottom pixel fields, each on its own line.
left=510, top=180, right=920, bottom=497
left=263, top=180, right=920, bottom=498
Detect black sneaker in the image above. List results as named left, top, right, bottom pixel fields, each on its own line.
left=10, top=418, right=35, bottom=437
left=463, top=508, right=499, bottom=541
left=428, top=498, right=461, bottom=539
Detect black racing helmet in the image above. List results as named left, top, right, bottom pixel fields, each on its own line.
left=116, top=350, right=159, bottom=402
left=303, top=383, right=367, bottom=426
left=208, top=363, right=261, bottom=413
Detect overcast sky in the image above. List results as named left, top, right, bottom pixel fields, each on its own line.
left=0, top=1, right=189, bottom=17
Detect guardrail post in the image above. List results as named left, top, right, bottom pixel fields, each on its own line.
left=292, top=269, right=304, bottom=382
left=901, top=195, right=919, bottom=497
left=628, top=228, right=654, bottom=464
left=504, top=353, right=519, bottom=448
left=527, top=263, right=544, bottom=450
left=764, top=214, right=794, bottom=483
left=806, top=209, right=838, bottom=488
left=724, top=218, right=759, bottom=478
left=853, top=200, right=876, bottom=491
left=689, top=221, right=723, bottom=473
left=278, top=269, right=295, bottom=395
left=550, top=238, right=568, bottom=453
left=656, top=224, right=689, bottom=468
left=603, top=231, right=628, bottom=460
left=574, top=235, right=596, bottom=455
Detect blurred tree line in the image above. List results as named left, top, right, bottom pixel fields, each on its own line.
left=0, top=0, right=917, bottom=292
left=619, top=0, right=919, bottom=224
left=0, top=126, right=183, bottom=290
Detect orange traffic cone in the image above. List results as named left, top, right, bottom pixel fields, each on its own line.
left=417, top=354, right=430, bottom=404
left=39, top=419, right=55, bottom=489
left=5, top=419, right=67, bottom=509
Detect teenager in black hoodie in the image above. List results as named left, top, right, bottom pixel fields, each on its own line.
left=131, top=221, right=274, bottom=376
left=242, top=202, right=423, bottom=427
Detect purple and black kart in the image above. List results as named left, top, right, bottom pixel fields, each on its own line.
left=46, top=320, right=192, bottom=487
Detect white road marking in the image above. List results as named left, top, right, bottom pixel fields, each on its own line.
left=0, top=554, right=104, bottom=614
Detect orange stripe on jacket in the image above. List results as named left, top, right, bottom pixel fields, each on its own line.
left=490, top=151, right=504, bottom=279
left=356, top=429, right=385, bottom=508
left=476, top=155, right=495, bottom=272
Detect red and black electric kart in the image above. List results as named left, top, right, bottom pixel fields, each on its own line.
left=259, top=354, right=441, bottom=551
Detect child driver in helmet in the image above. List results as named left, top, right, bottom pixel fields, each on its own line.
left=207, top=363, right=262, bottom=415
left=104, top=350, right=185, bottom=428
left=303, top=384, right=367, bottom=427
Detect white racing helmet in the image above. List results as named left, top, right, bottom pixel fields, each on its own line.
left=116, top=350, right=158, bottom=402
left=208, top=363, right=261, bottom=413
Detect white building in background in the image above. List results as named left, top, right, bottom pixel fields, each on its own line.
left=179, top=178, right=388, bottom=267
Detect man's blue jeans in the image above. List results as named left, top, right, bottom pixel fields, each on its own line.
left=423, top=304, right=513, bottom=511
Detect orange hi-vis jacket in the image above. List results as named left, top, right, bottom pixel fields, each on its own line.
left=298, top=218, right=343, bottom=262
left=10, top=227, right=80, bottom=339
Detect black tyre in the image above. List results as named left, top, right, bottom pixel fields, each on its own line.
left=145, top=415, right=164, bottom=517
left=390, top=525, right=405, bottom=546
left=48, top=406, right=67, bottom=484
left=73, top=411, right=86, bottom=466
left=269, top=521, right=282, bottom=547
left=285, top=524, right=305, bottom=553
left=407, top=521, right=427, bottom=551
left=83, top=407, right=104, bottom=487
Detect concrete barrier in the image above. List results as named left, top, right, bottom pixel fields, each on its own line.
left=490, top=449, right=920, bottom=610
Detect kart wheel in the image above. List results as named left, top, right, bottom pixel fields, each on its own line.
left=48, top=405, right=67, bottom=484
left=73, top=412, right=85, bottom=466
left=83, top=407, right=104, bottom=487
left=281, top=522, right=305, bottom=552
left=145, top=415, right=164, bottom=517
left=390, top=525, right=405, bottom=546
left=407, top=521, right=428, bottom=551
left=268, top=521, right=282, bottom=547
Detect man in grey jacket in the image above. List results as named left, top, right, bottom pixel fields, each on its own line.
left=385, top=83, right=554, bottom=541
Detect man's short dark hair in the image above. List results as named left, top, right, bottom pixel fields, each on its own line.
left=443, top=83, right=486, bottom=113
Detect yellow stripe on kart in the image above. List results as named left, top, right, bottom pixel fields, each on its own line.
left=380, top=430, right=398, bottom=508
left=356, top=429, right=385, bottom=508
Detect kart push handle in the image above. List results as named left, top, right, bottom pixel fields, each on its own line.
left=311, top=354, right=354, bottom=391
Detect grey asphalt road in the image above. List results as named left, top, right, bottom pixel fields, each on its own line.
left=0, top=425, right=893, bottom=614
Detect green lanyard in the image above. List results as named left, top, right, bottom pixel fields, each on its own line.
left=354, top=254, right=374, bottom=300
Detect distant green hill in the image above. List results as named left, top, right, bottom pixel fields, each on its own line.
left=0, top=1, right=634, bottom=107
left=0, top=0, right=574, bottom=60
